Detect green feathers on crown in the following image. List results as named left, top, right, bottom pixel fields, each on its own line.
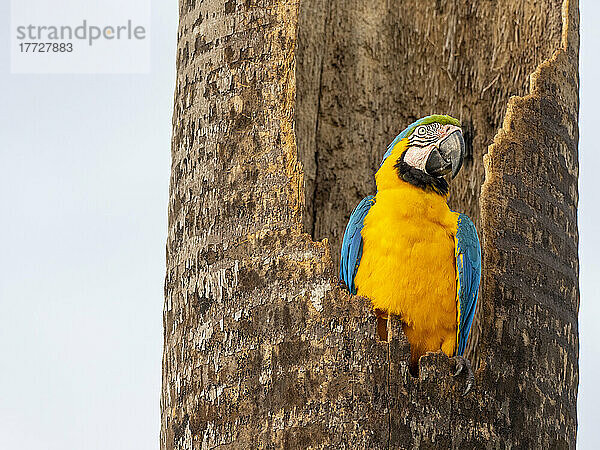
left=381, top=115, right=461, bottom=165
left=404, top=115, right=461, bottom=136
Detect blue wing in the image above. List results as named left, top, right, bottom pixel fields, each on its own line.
left=455, top=214, right=481, bottom=356
left=339, top=195, right=375, bottom=294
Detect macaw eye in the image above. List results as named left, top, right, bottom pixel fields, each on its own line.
left=416, top=126, right=426, bottom=136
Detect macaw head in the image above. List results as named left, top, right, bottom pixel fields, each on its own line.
left=377, top=115, right=465, bottom=195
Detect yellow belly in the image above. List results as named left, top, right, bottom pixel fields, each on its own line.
left=354, top=183, right=459, bottom=359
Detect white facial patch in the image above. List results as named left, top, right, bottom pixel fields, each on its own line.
left=403, top=145, right=434, bottom=172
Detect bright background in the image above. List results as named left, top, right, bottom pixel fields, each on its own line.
left=576, top=1, right=599, bottom=448
left=0, top=0, right=598, bottom=448
left=0, top=0, right=175, bottom=448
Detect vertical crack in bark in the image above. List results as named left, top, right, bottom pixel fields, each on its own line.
left=386, top=318, right=392, bottom=450
left=309, top=0, right=332, bottom=239
left=448, top=368, right=454, bottom=448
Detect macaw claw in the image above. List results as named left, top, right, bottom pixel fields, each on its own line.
left=452, top=355, right=474, bottom=396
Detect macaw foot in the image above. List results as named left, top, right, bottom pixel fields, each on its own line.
left=452, top=355, right=474, bottom=396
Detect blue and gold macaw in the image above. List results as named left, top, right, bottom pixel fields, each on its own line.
left=340, top=115, right=481, bottom=393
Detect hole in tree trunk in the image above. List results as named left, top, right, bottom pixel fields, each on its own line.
left=295, top=0, right=564, bottom=370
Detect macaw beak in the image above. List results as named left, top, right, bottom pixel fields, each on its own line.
left=439, top=130, right=465, bottom=178
left=425, top=130, right=465, bottom=179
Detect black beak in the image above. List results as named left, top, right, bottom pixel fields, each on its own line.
left=425, top=148, right=452, bottom=177
left=439, top=130, right=465, bottom=178
left=425, top=130, right=465, bottom=179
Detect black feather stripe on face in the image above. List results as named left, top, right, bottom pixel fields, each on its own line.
left=408, top=123, right=442, bottom=147
left=394, top=152, right=449, bottom=196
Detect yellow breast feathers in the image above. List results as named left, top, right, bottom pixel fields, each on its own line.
left=353, top=139, right=460, bottom=357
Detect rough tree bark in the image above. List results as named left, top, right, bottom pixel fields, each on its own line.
left=162, top=0, right=579, bottom=448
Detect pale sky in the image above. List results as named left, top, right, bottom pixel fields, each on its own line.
left=0, top=0, right=176, bottom=448
left=575, top=1, right=598, bottom=448
left=0, top=0, right=597, bottom=448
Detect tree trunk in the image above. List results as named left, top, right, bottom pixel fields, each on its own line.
left=161, top=0, right=579, bottom=447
